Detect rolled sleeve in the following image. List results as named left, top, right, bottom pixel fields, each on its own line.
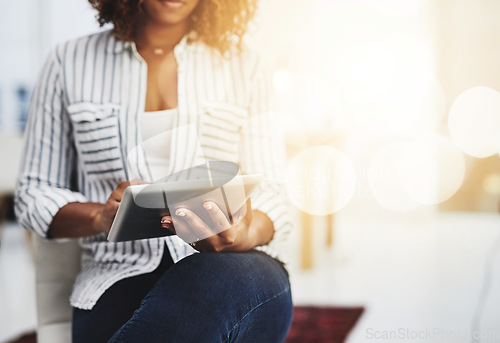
left=239, top=53, right=293, bottom=258
left=14, top=46, right=87, bottom=238
left=251, top=186, right=293, bottom=259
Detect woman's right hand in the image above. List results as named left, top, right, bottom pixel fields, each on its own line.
left=92, top=181, right=131, bottom=234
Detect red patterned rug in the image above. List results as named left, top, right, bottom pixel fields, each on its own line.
left=285, top=306, right=364, bottom=343
left=7, top=306, right=363, bottom=343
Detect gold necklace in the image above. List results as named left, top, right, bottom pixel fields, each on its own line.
left=135, top=40, right=167, bottom=56
left=153, top=48, right=165, bottom=56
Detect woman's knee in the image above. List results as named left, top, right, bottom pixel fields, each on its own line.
left=152, top=251, right=290, bottom=305
left=140, top=251, right=292, bottom=341
left=228, top=288, right=293, bottom=343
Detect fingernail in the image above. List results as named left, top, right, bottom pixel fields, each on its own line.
left=176, top=209, right=185, bottom=217
left=204, top=202, right=212, bottom=210
left=161, top=219, right=171, bottom=224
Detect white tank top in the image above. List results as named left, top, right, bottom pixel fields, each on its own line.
left=141, top=108, right=177, bottom=182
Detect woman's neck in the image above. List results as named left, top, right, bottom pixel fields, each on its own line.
left=135, top=19, right=190, bottom=54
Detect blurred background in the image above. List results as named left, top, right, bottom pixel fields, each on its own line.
left=1, top=0, right=499, bottom=342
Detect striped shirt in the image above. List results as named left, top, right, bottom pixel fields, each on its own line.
left=14, top=30, right=293, bottom=310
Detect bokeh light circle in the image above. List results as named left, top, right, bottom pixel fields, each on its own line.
left=285, top=146, right=356, bottom=215
left=399, top=135, right=465, bottom=205
left=368, top=142, right=420, bottom=211
left=448, top=86, right=500, bottom=158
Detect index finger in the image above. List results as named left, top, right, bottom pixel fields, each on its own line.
left=110, top=181, right=131, bottom=202
left=174, top=208, right=217, bottom=243
left=203, top=201, right=232, bottom=232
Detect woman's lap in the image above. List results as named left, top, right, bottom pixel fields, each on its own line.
left=72, top=249, right=175, bottom=343
left=73, top=250, right=293, bottom=343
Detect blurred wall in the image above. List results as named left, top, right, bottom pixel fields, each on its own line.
left=436, top=0, right=500, bottom=212
left=0, top=0, right=107, bottom=132
left=0, top=0, right=108, bottom=194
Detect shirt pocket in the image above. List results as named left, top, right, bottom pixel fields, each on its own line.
left=67, top=102, right=124, bottom=181
left=200, top=102, right=248, bottom=162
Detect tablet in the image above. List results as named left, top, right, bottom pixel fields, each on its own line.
left=107, top=173, right=263, bottom=242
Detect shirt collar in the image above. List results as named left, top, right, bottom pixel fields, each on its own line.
left=105, top=30, right=197, bottom=60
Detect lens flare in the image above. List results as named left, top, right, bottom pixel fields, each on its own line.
left=333, top=39, right=398, bottom=107
left=399, top=135, right=465, bottom=205
left=331, top=34, right=442, bottom=137
left=448, top=86, right=500, bottom=158
left=285, top=146, right=356, bottom=215
left=368, top=141, right=420, bottom=211
left=382, top=77, right=446, bottom=138
left=284, top=73, right=347, bottom=132
left=273, top=69, right=293, bottom=93
left=364, top=0, right=426, bottom=17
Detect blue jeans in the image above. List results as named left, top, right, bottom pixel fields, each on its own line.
left=73, top=250, right=293, bottom=343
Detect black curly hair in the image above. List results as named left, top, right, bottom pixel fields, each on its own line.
left=88, top=0, right=259, bottom=54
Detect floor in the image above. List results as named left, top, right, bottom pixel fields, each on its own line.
left=284, top=212, right=500, bottom=343
left=1, top=212, right=500, bottom=343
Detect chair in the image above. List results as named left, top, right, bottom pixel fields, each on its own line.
left=32, top=235, right=81, bottom=343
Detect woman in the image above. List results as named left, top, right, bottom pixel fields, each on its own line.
left=15, top=0, right=293, bottom=342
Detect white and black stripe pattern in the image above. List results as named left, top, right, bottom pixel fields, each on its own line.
left=14, top=30, right=293, bottom=310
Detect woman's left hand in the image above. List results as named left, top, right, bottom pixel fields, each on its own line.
left=161, top=199, right=257, bottom=252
